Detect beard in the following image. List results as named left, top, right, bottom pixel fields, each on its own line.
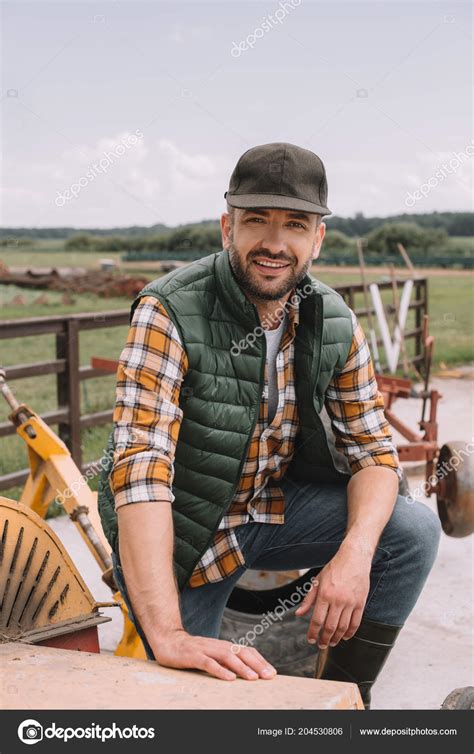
left=227, top=236, right=314, bottom=302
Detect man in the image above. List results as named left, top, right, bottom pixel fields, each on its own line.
left=98, top=142, right=441, bottom=708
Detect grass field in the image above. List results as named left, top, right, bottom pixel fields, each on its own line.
left=316, top=270, right=473, bottom=368
left=1, top=247, right=122, bottom=270
left=1, top=246, right=472, bottom=503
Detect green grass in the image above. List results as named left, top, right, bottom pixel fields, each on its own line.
left=1, top=247, right=123, bottom=269
left=0, top=285, right=132, bottom=504
left=1, top=252, right=472, bottom=503
left=449, top=236, right=474, bottom=250
left=315, top=270, right=474, bottom=366
left=422, top=276, right=473, bottom=365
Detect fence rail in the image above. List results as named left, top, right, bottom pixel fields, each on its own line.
left=0, top=309, right=129, bottom=492
left=0, top=278, right=428, bottom=493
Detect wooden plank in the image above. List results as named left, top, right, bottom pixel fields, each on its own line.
left=0, top=310, right=129, bottom=339
left=0, top=319, right=65, bottom=338
left=2, top=360, right=66, bottom=380
left=77, top=311, right=129, bottom=330
left=80, top=409, right=114, bottom=430
left=0, top=468, right=30, bottom=490
left=0, top=642, right=364, bottom=710
left=79, top=365, right=114, bottom=381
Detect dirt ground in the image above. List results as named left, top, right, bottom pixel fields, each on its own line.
left=48, top=372, right=473, bottom=710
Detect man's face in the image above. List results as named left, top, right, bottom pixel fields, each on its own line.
left=221, top=207, right=325, bottom=301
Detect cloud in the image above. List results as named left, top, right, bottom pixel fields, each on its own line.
left=156, top=138, right=219, bottom=187
left=3, top=132, right=471, bottom=227
left=2, top=131, right=227, bottom=227
left=328, top=149, right=472, bottom=216
left=169, top=24, right=209, bottom=44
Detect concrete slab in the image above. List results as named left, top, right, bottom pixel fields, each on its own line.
left=0, top=643, right=363, bottom=710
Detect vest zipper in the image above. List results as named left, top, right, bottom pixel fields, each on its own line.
left=227, top=332, right=267, bottom=511
left=190, top=329, right=267, bottom=572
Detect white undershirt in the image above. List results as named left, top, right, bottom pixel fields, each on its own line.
left=264, top=313, right=287, bottom=424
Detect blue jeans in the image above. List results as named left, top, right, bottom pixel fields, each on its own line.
left=112, top=476, right=442, bottom=661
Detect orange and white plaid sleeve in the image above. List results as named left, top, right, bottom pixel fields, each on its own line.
left=325, top=311, right=402, bottom=479
left=109, top=295, right=188, bottom=509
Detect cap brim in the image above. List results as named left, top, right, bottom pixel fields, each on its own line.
left=225, top=192, right=331, bottom=216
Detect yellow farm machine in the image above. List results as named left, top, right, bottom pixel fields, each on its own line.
left=0, top=368, right=145, bottom=659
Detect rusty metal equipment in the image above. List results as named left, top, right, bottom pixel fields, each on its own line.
left=376, top=316, right=474, bottom=538
left=0, top=368, right=146, bottom=659
left=0, top=497, right=110, bottom=651
left=436, top=441, right=474, bottom=538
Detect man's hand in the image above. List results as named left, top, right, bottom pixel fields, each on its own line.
left=150, top=629, right=277, bottom=681
left=295, top=467, right=399, bottom=650
left=295, top=544, right=372, bottom=649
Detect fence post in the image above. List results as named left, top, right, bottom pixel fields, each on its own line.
left=347, top=286, right=355, bottom=311
left=415, top=279, right=427, bottom=377
left=56, top=318, right=82, bottom=469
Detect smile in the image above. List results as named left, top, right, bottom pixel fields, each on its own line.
left=253, top=259, right=290, bottom=270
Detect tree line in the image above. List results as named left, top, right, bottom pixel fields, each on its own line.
left=56, top=220, right=471, bottom=268
left=1, top=211, right=473, bottom=241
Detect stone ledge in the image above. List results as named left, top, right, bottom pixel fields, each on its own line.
left=0, top=642, right=363, bottom=710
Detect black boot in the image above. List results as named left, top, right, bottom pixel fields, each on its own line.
left=315, top=617, right=403, bottom=709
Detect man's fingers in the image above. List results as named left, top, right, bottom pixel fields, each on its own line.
left=295, top=578, right=319, bottom=616
left=342, top=607, right=363, bottom=640
left=328, top=607, right=353, bottom=646
left=206, top=643, right=276, bottom=681
left=317, top=604, right=343, bottom=649
left=157, top=635, right=277, bottom=682
left=232, top=646, right=277, bottom=679
left=219, top=651, right=261, bottom=680
left=195, top=655, right=237, bottom=681
left=307, top=598, right=329, bottom=644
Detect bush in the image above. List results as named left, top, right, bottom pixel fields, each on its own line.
left=366, top=222, right=449, bottom=256
left=0, top=238, right=33, bottom=247
left=65, top=233, right=95, bottom=251
left=322, top=230, right=354, bottom=252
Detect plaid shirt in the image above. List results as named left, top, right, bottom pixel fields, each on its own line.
left=110, top=293, right=401, bottom=588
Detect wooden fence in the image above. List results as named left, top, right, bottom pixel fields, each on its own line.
left=0, top=278, right=428, bottom=493
left=0, top=310, right=129, bottom=492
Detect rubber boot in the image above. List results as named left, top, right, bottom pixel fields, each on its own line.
left=315, top=617, right=403, bottom=709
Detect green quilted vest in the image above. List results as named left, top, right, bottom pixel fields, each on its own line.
left=98, top=249, right=354, bottom=590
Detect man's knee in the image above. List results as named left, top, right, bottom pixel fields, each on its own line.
left=394, top=495, right=442, bottom=569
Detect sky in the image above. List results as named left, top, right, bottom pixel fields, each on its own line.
left=1, top=0, right=472, bottom=229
